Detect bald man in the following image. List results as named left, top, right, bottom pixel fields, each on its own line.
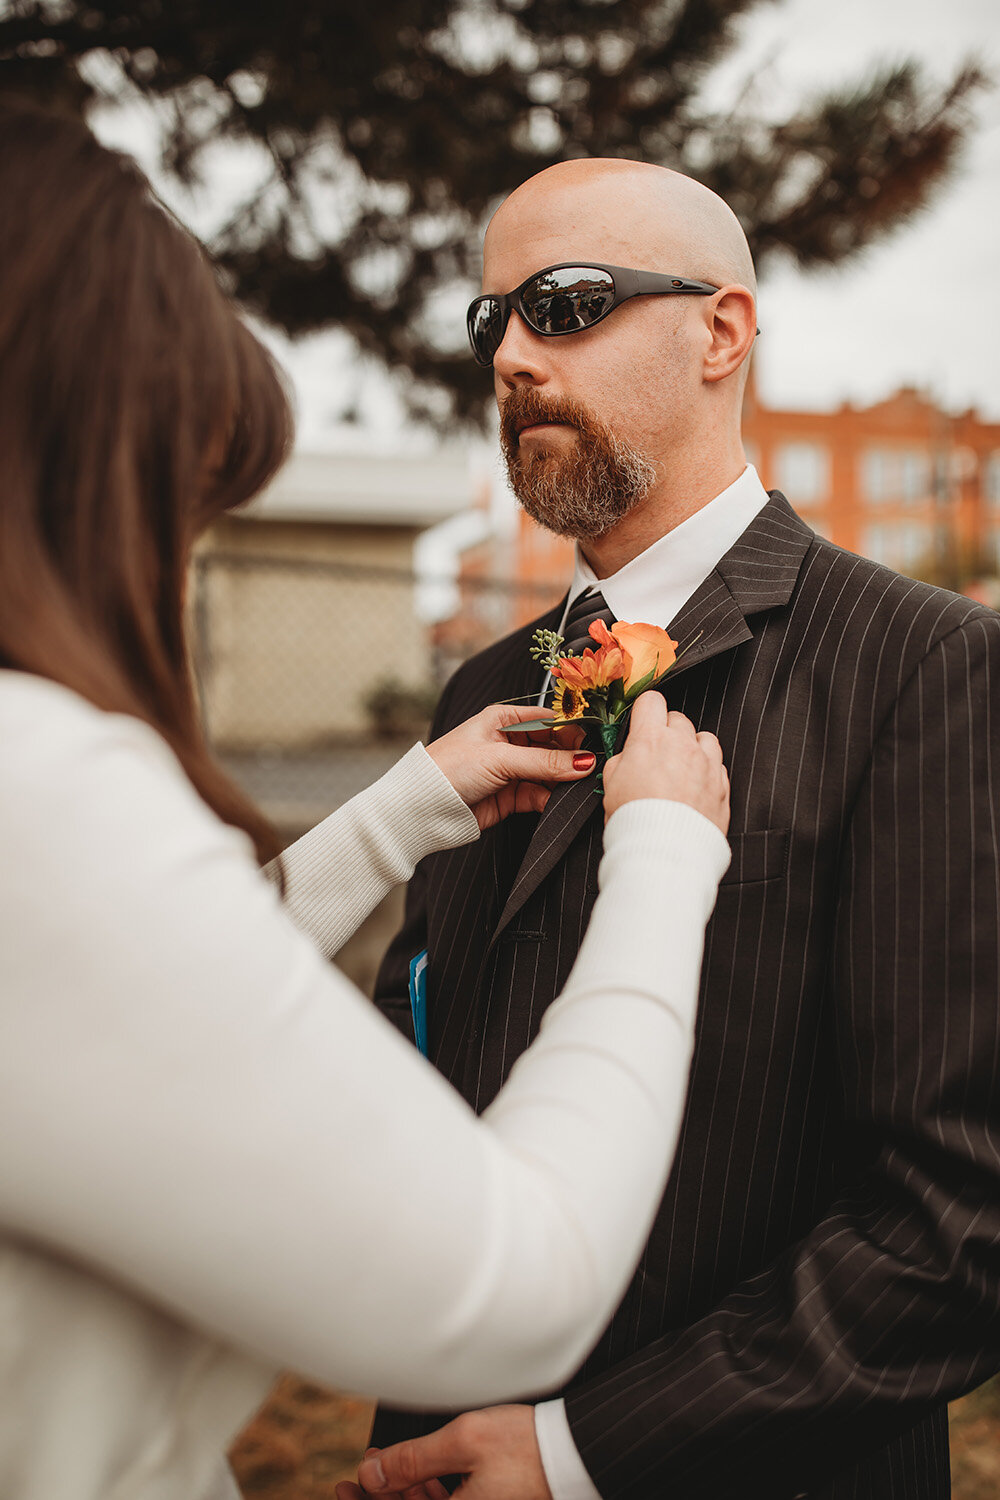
left=342, top=162, right=1000, bottom=1500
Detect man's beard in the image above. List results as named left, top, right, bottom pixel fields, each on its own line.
left=499, top=388, right=656, bottom=539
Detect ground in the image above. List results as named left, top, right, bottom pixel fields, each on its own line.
left=229, top=1377, right=373, bottom=1497
left=950, top=1378, right=1000, bottom=1499
left=229, top=1376, right=1000, bottom=1498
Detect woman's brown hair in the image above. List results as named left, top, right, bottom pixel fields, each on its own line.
left=0, top=99, right=293, bottom=864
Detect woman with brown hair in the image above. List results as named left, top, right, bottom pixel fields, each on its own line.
left=0, top=100, right=731, bottom=1499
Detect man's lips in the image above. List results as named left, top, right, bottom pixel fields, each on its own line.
left=516, top=418, right=574, bottom=438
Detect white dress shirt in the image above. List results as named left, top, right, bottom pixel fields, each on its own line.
left=533, top=463, right=770, bottom=1500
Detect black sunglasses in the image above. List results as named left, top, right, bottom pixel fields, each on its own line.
left=467, top=261, right=720, bottom=367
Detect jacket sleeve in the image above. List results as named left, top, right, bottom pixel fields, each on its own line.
left=564, top=613, right=1000, bottom=1500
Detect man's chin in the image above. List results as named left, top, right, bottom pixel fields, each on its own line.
left=512, top=491, right=606, bottom=541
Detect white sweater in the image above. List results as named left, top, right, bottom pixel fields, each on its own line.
left=0, top=671, right=729, bottom=1500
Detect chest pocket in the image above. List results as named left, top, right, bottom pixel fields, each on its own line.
left=720, top=828, right=789, bottom=885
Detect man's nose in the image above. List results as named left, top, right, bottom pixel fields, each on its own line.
left=492, top=310, right=552, bottom=391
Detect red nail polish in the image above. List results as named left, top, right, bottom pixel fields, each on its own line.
left=573, top=753, right=596, bottom=770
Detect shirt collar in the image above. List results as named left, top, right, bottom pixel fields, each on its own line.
left=564, top=465, right=771, bottom=631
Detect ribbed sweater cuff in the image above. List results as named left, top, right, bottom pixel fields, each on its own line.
left=277, top=744, right=479, bottom=958
left=603, top=799, right=732, bottom=886
left=379, top=741, right=482, bottom=858
left=286, top=742, right=479, bottom=882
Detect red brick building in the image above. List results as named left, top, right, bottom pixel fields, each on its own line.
left=466, top=381, right=1000, bottom=641
left=743, top=381, right=1000, bottom=580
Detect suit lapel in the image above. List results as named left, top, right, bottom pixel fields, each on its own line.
left=489, top=494, right=814, bottom=942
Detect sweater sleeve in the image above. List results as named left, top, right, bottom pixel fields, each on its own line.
left=274, top=742, right=480, bottom=958
left=0, top=685, right=729, bottom=1409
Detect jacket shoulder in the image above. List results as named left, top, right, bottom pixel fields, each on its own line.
left=802, top=533, right=996, bottom=649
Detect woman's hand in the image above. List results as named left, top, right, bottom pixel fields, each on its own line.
left=427, top=704, right=595, bottom=831
left=602, top=693, right=730, bottom=834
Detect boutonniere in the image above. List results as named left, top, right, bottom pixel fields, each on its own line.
left=502, top=619, right=697, bottom=792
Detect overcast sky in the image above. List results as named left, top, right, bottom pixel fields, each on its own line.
left=706, top=0, right=1000, bottom=420
left=93, top=0, right=1000, bottom=447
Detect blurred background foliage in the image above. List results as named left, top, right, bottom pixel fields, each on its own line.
left=0, top=0, right=986, bottom=424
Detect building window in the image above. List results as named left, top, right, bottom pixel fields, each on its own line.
left=773, top=441, right=829, bottom=507
left=860, top=448, right=931, bottom=506
left=861, top=522, right=932, bottom=573
left=985, top=452, right=1000, bottom=510
left=862, top=525, right=893, bottom=563
left=898, top=522, right=933, bottom=575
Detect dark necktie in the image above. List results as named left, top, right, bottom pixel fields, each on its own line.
left=559, top=587, right=616, bottom=656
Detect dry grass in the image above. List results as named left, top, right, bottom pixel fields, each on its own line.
left=229, top=1377, right=374, bottom=1498
left=231, top=1377, right=1000, bottom=1497
left=949, top=1376, right=1000, bottom=1500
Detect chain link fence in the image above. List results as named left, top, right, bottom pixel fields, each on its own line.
left=190, top=546, right=564, bottom=841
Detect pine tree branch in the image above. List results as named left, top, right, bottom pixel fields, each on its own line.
left=1, top=0, right=991, bottom=426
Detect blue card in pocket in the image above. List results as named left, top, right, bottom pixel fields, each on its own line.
left=408, top=949, right=429, bottom=1058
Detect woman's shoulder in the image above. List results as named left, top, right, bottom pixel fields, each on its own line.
left=0, top=670, right=251, bottom=876
left=0, top=669, right=180, bottom=777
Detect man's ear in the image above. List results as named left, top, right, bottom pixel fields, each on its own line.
left=702, top=286, right=757, bottom=384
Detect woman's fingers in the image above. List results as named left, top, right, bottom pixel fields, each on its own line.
left=488, top=704, right=584, bottom=752
left=628, top=689, right=668, bottom=733
left=664, top=709, right=697, bottom=738
left=498, top=744, right=596, bottom=783
left=477, top=781, right=551, bottom=830
left=493, top=704, right=556, bottom=724
left=695, top=729, right=724, bottom=767
left=429, top=697, right=726, bottom=835
left=602, top=693, right=730, bottom=833
left=550, top=722, right=587, bottom=750
left=493, top=702, right=557, bottom=748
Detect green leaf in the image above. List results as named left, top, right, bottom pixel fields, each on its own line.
left=623, top=666, right=657, bottom=702
left=500, top=717, right=602, bottom=735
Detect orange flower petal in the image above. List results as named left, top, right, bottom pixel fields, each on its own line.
left=554, top=642, right=627, bottom=690
left=611, top=621, right=678, bottom=691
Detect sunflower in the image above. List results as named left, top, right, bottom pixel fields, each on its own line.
left=551, top=678, right=588, bottom=720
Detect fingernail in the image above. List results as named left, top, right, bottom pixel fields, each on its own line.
left=573, top=752, right=596, bottom=770
left=357, top=1455, right=387, bottom=1491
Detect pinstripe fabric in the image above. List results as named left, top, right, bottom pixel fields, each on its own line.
left=371, top=493, right=1000, bottom=1499
left=559, top=589, right=616, bottom=656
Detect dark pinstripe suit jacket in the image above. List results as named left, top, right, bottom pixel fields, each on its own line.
left=371, top=494, right=1000, bottom=1499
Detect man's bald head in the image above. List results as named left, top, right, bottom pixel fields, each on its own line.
left=484, top=159, right=755, bottom=296
left=482, top=159, right=759, bottom=564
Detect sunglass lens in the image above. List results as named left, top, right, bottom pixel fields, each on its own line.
left=467, top=297, right=504, bottom=365
left=522, top=267, right=615, bottom=335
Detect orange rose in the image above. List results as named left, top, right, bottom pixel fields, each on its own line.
left=608, top=621, right=677, bottom=691
left=554, top=641, right=627, bottom=691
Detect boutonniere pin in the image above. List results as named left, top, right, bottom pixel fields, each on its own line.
left=502, top=619, right=698, bottom=792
